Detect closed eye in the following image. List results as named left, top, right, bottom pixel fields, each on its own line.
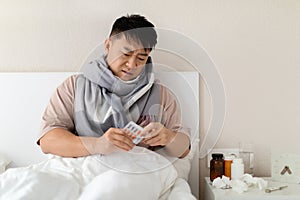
left=138, top=57, right=146, bottom=61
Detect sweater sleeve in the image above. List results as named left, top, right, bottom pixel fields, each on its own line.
left=37, top=75, right=77, bottom=145
left=160, top=85, right=190, bottom=136
left=151, top=85, right=191, bottom=157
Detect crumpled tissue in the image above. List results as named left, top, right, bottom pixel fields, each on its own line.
left=212, top=174, right=268, bottom=193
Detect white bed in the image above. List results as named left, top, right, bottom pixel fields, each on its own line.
left=0, top=72, right=199, bottom=199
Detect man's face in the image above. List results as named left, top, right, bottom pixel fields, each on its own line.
left=105, top=35, right=151, bottom=81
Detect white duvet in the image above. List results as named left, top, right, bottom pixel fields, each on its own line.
left=0, top=147, right=195, bottom=200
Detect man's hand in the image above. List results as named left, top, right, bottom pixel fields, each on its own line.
left=103, top=127, right=135, bottom=151
left=142, top=122, right=176, bottom=146
left=40, top=127, right=135, bottom=157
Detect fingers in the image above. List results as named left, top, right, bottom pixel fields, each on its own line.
left=104, top=128, right=135, bottom=151
left=139, top=119, right=149, bottom=127
left=142, top=123, right=176, bottom=147
left=141, top=122, right=162, bottom=138
left=111, top=138, right=133, bottom=151
left=143, top=134, right=162, bottom=146
left=142, top=123, right=165, bottom=146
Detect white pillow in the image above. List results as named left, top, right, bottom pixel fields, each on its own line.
left=78, top=147, right=178, bottom=200
left=172, top=139, right=199, bottom=181
left=78, top=168, right=176, bottom=200
left=0, top=154, right=11, bottom=174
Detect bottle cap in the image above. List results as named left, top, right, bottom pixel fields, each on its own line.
left=233, top=158, right=243, bottom=163
left=212, top=153, right=224, bottom=159
left=224, top=155, right=235, bottom=161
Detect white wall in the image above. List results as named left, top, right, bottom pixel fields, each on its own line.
left=1, top=1, right=300, bottom=199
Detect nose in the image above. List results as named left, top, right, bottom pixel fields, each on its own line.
left=126, top=56, right=137, bottom=69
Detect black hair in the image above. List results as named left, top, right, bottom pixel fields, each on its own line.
left=109, top=14, right=157, bottom=51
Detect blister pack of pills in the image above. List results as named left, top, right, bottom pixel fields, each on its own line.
left=123, top=121, right=144, bottom=144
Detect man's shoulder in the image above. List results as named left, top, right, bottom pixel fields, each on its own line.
left=68, top=74, right=79, bottom=82
left=153, top=81, right=178, bottom=102
left=57, top=74, right=80, bottom=93
left=153, top=81, right=173, bottom=94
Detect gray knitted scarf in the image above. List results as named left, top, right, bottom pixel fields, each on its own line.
left=74, top=55, right=159, bottom=137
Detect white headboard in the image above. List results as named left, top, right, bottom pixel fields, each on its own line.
left=0, top=72, right=199, bottom=198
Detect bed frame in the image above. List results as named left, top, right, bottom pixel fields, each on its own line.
left=0, top=72, right=199, bottom=199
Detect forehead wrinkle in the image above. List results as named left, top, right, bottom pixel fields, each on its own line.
left=122, top=46, right=149, bottom=56
left=111, top=34, right=150, bottom=54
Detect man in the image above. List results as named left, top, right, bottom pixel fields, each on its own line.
left=38, top=14, right=190, bottom=158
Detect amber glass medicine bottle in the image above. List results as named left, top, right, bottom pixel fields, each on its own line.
left=210, top=153, right=224, bottom=181
left=224, top=155, right=234, bottom=179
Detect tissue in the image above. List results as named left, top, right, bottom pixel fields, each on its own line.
left=241, top=174, right=268, bottom=190
left=212, top=174, right=268, bottom=193
left=212, top=177, right=227, bottom=188
left=231, top=179, right=248, bottom=193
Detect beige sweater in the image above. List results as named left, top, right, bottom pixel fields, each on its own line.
left=38, top=75, right=189, bottom=146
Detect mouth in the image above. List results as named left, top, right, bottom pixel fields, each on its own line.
left=121, top=70, right=133, bottom=76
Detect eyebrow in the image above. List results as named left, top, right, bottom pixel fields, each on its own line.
left=123, top=47, right=149, bottom=56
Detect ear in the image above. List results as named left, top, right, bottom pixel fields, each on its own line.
left=104, top=39, right=110, bottom=54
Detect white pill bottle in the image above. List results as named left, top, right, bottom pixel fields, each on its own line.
left=231, top=158, right=244, bottom=180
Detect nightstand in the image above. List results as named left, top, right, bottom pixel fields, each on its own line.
left=204, top=177, right=300, bottom=200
